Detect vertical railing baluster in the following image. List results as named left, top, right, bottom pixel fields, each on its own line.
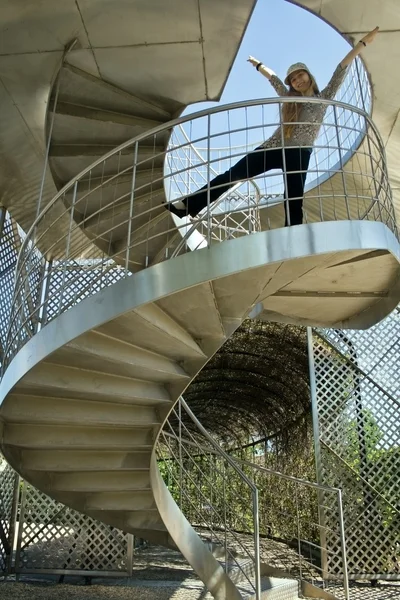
left=279, top=101, right=290, bottom=226
left=333, top=104, right=351, bottom=220
left=125, top=142, right=139, bottom=274
left=58, top=181, right=78, bottom=316
left=206, top=114, right=212, bottom=247
left=337, top=489, right=350, bottom=600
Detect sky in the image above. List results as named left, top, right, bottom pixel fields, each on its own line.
left=175, top=0, right=356, bottom=196
left=185, top=0, right=351, bottom=114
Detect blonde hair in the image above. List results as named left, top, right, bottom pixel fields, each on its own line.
left=282, top=73, right=319, bottom=139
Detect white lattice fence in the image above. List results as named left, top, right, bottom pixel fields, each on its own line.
left=15, top=480, right=133, bottom=576
left=0, top=462, right=19, bottom=574
left=310, top=309, right=400, bottom=580
left=44, top=260, right=126, bottom=323
left=0, top=216, right=19, bottom=370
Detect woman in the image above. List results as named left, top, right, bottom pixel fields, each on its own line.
left=165, top=27, right=379, bottom=225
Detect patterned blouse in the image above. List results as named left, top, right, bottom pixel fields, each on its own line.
left=261, top=64, right=348, bottom=149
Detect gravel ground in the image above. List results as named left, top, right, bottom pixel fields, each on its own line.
left=0, top=580, right=211, bottom=600
left=1, top=542, right=399, bottom=600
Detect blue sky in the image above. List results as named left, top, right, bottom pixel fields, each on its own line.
left=175, top=0, right=356, bottom=197
left=186, top=0, right=351, bottom=113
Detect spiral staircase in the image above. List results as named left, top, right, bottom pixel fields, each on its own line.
left=1, top=1, right=400, bottom=598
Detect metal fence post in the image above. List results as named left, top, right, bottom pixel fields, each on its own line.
left=6, top=472, right=20, bottom=576
left=337, top=489, right=350, bottom=600
left=307, top=327, right=328, bottom=579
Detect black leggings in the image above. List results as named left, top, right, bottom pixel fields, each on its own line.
left=183, top=146, right=312, bottom=225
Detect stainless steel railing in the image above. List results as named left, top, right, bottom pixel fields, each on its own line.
left=157, top=397, right=350, bottom=600
left=3, top=96, right=398, bottom=369
left=156, top=397, right=262, bottom=599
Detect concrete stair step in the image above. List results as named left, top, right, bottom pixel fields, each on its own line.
left=25, top=469, right=151, bottom=493
left=6, top=448, right=152, bottom=472
left=3, top=423, right=156, bottom=450
left=15, top=361, right=172, bottom=405
left=52, top=101, right=165, bottom=142
left=95, top=302, right=207, bottom=361
left=64, top=169, right=164, bottom=214
left=59, top=63, right=170, bottom=121
left=59, top=490, right=156, bottom=512
left=54, top=330, right=190, bottom=383
left=3, top=394, right=161, bottom=427
left=50, top=144, right=164, bottom=181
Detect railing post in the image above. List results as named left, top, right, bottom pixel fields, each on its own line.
left=57, top=180, right=78, bottom=316
left=333, top=104, right=351, bottom=220
left=126, top=533, right=134, bottom=577
left=206, top=114, right=212, bottom=247
left=337, top=489, right=350, bottom=600
left=35, top=258, right=53, bottom=333
left=253, top=487, right=261, bottom=600
left=307, top=327, right=329, bottom=580
left=354, top=58, right=384, bottom=224
left=295, top=486, right=303, bottom=583
left=125, top=141, right=139, bottom=273
left=6, top=472, right=20, bottom=576
left=279, top=102, right=291, bottom=227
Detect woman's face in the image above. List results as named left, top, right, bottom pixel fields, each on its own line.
left=289, top=70, right=311, bottom=93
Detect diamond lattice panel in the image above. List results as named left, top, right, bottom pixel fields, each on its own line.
left=0, top=216, right=18, bottom=369
left=0, top=461, right=18, bottom=573
left=45, top=261, right=126, bottom=324
left=16, top=482, right=131, bottom=574
left=313, top=308, right=400, bottom=579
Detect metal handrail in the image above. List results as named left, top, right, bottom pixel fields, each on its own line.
left=161, top=430, right=340, bottom=494
left=5, top=94, right=397, bottom=368
left=157, top=398, right=262, bottom=598
left=170, top=179, right=261, bottom=258
left=178, top=399, right=257, bottom=491
left=16, top=95, right=392, bottom=269
left=159, top=400, right=350, bottom=600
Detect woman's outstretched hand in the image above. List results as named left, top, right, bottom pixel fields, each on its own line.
left=341, top=26, right=379, bottom=68
left=361, top=26, right=379, bottom=45
left=248, top=55, right=261, bottom=67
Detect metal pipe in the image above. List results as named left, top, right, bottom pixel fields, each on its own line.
left=337, top=489, right=350, bottom=600
left=206, top=114, right=212, bottom=247
left=333, top=104, right=351, bottom=220
left=35, top=258, right=53, bottom=333
left=295, top=487, right=303, bottom=584
left=125, top=142, right=139, bottom=273
left=253, top=487, right=261, bottom=599
left=57, top=181, right=77, bottom=315
left=180, top=399, right=257, bottom=491
left=307, top=327, right=329, bottom=579
left=6, top=473, right=21, bottom=576
left=279, top=103, right=290, bottom=226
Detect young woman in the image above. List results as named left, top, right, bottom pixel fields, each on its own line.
left=165, top=27, right=379, bottom=226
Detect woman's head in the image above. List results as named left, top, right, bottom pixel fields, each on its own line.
left=282, top=63, right=319, bottom=138
left=288, top=70, right=315, bottom=94
left=284, top=62, right=319, bottom=95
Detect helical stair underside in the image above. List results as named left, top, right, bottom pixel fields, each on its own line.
left=1, top=1, right=400, bottom=598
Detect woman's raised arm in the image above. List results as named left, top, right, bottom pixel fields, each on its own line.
left=340, top=26, right=379, bottom=68
left=248, top=55, right=288, bottom=96
left=320, top=26, right=379, bottom=99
